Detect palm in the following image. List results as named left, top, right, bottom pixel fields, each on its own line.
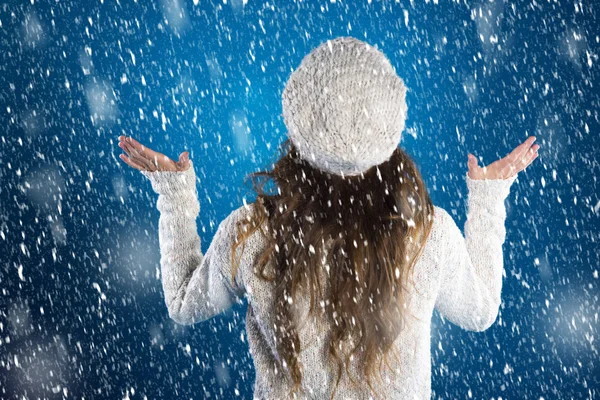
left=117, top=135, right=190, bottom=172
left=468, top=136, right=539, bottom=180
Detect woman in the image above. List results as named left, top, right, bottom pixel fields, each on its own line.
left=118, top=37, right=539, bottom=400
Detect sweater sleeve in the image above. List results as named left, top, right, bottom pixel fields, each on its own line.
left=140, top=161, right=245, bottom=326
left=434, top=171, right=518, bottom=332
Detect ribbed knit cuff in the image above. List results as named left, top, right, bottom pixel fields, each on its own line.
left=465, top=171, right=517, bottom=216
left=465, top=171, right=518, bottom=201
left=140, top=160, right=197, bottom=196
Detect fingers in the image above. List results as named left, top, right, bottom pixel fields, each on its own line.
left=177, top=151, right=191, bottom=171
left=117, top=136, right=189, bottom=172
left=467, top=153, right=478, bottom=169
left=126, top=137, right=172, bottom=171
left=119, top=154, right=147, bottom=171
left=511, top=136, right=537, bottom=163
left=467, top=136, right=540, bottom=181
left=517, top=146, right=539, bottom=172
left=524, top=151, right=539, bottom=170
left=121, top=136, right=159, bottom=164
left=125, top=136, right=160, bottom=161
left=119, top=139, right=157, bottom=171
left=120, top=135, right=181, bottom=171
left=495, top=137, right=535, bottom=171
left=496, top=136, right=536, bottom=176
left=519, top=145, right=539, bottom=167
left=467, top=153, right=484, bottom=179
left=499, top=139, right=539, bottom=178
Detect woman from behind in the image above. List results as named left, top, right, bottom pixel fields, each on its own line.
left=118, top=36, right=539, bottom=399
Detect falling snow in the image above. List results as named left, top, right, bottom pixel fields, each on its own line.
left=1, top=0, right=598, bottom=399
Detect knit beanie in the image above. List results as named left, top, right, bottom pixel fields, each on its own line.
left=282, top=36, right=408, bottom=177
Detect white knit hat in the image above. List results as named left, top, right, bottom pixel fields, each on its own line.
left=282, top=36, right=408, bottom=177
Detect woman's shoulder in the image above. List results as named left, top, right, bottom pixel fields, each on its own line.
left=432, top=205, right=453, bottom=226
left=226, top=200, right=264, bottom=224
left=428, top=205, right=460, bottom=247
left=222, top=201, right=271, bottom=242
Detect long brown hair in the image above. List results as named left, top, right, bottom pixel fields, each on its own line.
left=230, top=138, right=435, bottom=399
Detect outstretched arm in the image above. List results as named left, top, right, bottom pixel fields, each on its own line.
left=140, top=162, right=245, bottom=325
left=434, top=174, right=516, bottom=332
left=434, top=136, right=539, bottom=332
left=117, top=136, right=245, bottom=325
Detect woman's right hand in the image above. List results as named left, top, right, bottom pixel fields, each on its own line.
left=468, top=136, right=540, bottom=180
left=118, top=135, right=191, bottom=172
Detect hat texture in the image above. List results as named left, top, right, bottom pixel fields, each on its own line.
left=282, top=36, right=408, bottom=176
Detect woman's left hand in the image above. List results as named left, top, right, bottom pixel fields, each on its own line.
left=117, top=135, right=191, bottom=172
left=467, top=136, right=539, bottom=180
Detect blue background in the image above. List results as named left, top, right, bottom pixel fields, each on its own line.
left=1, top=0, right=598, bottom=398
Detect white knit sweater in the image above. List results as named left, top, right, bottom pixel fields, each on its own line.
left=141, top=160, right=518, bottom=400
